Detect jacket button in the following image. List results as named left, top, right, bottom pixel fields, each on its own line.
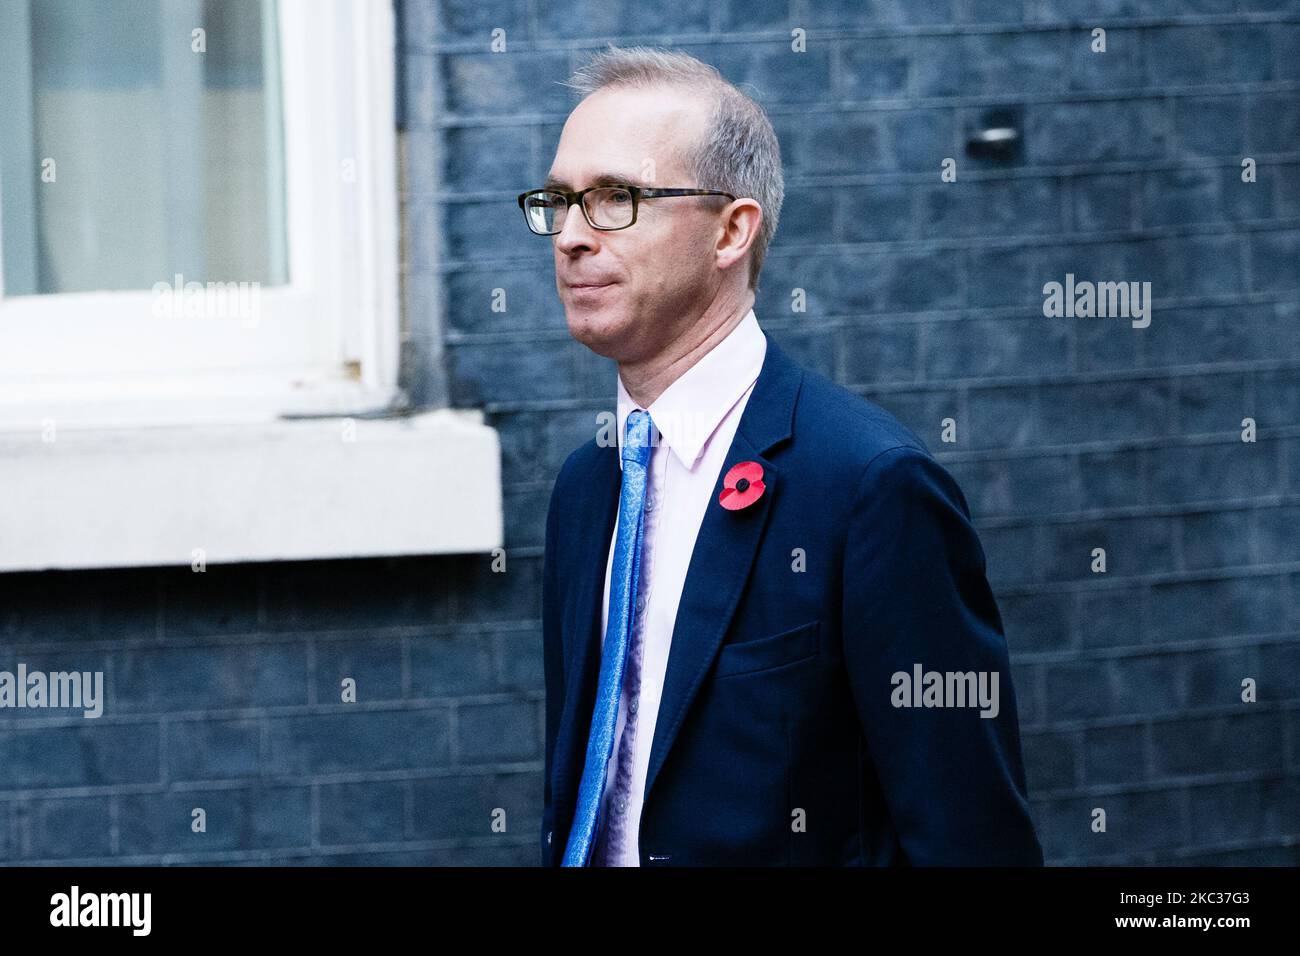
left=547, top=830, right=552, bottom=845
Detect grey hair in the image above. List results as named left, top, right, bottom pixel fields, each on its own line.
left=562, top=45, right=784, bottom=292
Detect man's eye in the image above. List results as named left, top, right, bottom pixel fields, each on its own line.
left=608, top=189, right=631, bottom=202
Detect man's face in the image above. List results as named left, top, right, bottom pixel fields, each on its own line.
left=545, top=85, right=727, bottom=363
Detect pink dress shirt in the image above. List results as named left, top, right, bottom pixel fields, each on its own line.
left=595, top=307, right=767, bottom=865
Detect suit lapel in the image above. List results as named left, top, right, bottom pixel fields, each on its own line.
left=642, top=339, right=803, bottom=807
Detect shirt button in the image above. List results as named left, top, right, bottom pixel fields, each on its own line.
left=630, top=698, right=638, bottom=715
left=645, top=495, right=657, bottom=512
left=636, top=595, right=645, bottom=613
left=617, top=798, right=627, bottom=814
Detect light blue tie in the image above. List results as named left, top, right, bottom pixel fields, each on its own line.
left=562, top=409, right=654, bottom=866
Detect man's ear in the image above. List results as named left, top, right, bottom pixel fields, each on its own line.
left=715, top=199, right=762, bottom=274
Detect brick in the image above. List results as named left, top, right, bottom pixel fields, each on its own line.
left=446, top=201, right=548, bottom=266
left=1184, top=645, right=1258, bottom=708
left=409, top=631, right=496, bottom=698
left=26, top=796, right=113, bottom=860
left=1040, top=515, right=1178, bottom=582
left=1111, top=654, right=1184, bottom=716
left=837, top=38, right=911, bottom=100
left=0, top=723, right=159, bottom=789
left=410, top=770, right=540, bottom=839
left=457, top=700, right=539, bottom=762
left=840, top=320, right=917, bottom=386
left=1144, top=26, right=1272, bottom=88
left=503, top=484, right=550, bottom=550
left=431, top=2, right=528, bottom=43
left=979, top=523, right=1041, bottom=587
left=1250, top=230, right=1300, bottom=294
left=449, top=339, right=579, bottom=405
left=119, top=786, right=312, bottom=855
left=168, top=718, right=262, bottom=782
left=966, top=247, right=1036, bottom=309
left=1246, top=91, right=1300, bottom=153
left=805, top=0, right=955, bottom=27
left=1072, top=172, right=1135, bottom=232
left=1011, top=661, right=1043, bottom=725
left=316, top=638, right=404, bottom=704
left=1076, top=448, right=1143, bottom=511
left=1174, top=96, right=1246, bottom=157
left=497, top=629, right=544, bottom=692
left=1179, top=509, right=1253, bottom=571
left=265, top=709, right=452, bottom=774
left=1187, top=779, right=1267, bottom=844
left=159, top=565, right=260, bottom=638
left=1146, top=575, right=1285, bottom=643
left=397, top=0, right=438, bottom=51
left=261, top=559, right=451, bottom=633
left=948, top=454, right=1081, bottom=517
left=1149, top=712, right=1283, bottom=777
left=914, top=32, right=1063, bottom=98
left=319, top=781, right=406, bottom=845
left=719, top=0, right=791, bottom=32
left=1022, top=729, right=1078, bottom=792
left=781, top=184, right=838, bottom=246
left=1146, top=440, right=1278, bottom=507
left=920, top=176, right=1063, bottom=239
left=922, top=316, right=1071, bottom=381
left=1082, top=724, right=1147, bottom=785
left=1258, top=640, right=1300, bottom=700
left=1025, top=101, right=1166, bottom=165
left=114, top=644, right=307, bottom=714
left=444, top=51, right=573, bottom=117
left=1068, top=27, right=1142, bottom=92
left=999, top=592, right=1073, bottom=653
left=836, top=180, right=914, bottom=243
left=0, top=571, right=156, bottom=644
left=1176, top=371, right=1250, bottom=437
left=444, top=126, right=532, bottom=191
left=1076, top=586, right=1145, bottom=650
left=1142, top=305, right=1272, bottom=369
left=713, top=45, right=832, bottom=104
left=765, top=325, right=838, bottom=377
left=967, top=385, right=1040, bottom=450
left=1045, top=659, right=1116, bottom=720
left=451, top=552, right=542, bottom=624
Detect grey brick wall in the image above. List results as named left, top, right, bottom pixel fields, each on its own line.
left=1, top=0, right=1296, bottom=865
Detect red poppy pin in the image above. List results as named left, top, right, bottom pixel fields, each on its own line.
left=718, top=461, right=766, bottom=511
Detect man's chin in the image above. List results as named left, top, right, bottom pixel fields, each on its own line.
left=565, top=310, right=633, bottom=359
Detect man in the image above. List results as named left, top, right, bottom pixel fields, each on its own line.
left=528, top=46, right=1043, bottom=866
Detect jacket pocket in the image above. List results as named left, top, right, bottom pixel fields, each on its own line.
left=713, top=619, right=820, bottom=678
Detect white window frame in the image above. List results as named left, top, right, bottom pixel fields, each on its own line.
left=0, top=0, right=506, bottom=572
left=0, top=0, right=401, bottom=429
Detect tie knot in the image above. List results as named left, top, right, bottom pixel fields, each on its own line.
left=623, top=410, right=654, bottom=468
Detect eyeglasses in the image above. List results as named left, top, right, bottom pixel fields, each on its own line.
left=517, top=184, right=737, bottom=235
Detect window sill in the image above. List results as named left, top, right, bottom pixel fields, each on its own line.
left=0, top=409, right=502, bottom=572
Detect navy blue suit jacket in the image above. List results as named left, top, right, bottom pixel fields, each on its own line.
left=541, top=336, right=1043, bottom=865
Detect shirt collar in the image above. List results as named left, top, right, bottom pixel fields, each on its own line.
left=615, top=307, right=767, bottom=472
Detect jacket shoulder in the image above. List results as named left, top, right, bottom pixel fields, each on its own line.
left=789, top=361, right=934, bottom=473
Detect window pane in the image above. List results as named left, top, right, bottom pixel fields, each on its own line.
left=0, top=0, right=288, bottom=296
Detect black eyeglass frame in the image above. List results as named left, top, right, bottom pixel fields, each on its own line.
left=516, top=184, right=738, bottom=235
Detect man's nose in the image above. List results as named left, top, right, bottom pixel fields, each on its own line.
left=554, top=202, right=600, bottom=253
